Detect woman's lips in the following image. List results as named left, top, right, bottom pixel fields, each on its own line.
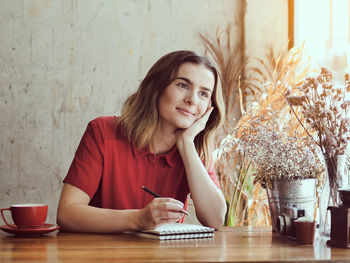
left=177, top=107, right=195, bottom=117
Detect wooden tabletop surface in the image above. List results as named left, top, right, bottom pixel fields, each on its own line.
left=1, top=226, right=349, bottom=262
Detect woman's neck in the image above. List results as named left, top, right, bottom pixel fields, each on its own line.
left=150, top=126, right=177, bottom=154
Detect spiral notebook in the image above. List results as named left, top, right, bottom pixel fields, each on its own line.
left=128, top=223, right=215, bottom=240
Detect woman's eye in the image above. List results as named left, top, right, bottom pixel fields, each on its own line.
left=200, top=91, right=209, bottom=98
left=177, top=83, right=188, bottom=89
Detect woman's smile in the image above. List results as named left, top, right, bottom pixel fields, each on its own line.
left=176, top=107, right=195, bottom=117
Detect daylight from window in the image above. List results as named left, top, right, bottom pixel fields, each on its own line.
left=294, top=0, right=349, bottom=83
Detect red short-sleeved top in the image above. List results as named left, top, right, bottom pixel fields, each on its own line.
left=63, top=116, right=220, bottom=210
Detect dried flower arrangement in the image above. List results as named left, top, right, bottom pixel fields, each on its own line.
left=219, top=109, right=324, bottom=190
left=285, top=67, right=350, bottom=203
left=204, top=39, right=313, bottom=225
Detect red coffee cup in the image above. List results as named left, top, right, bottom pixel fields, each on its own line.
left=1, top=204, right=48, bottom=229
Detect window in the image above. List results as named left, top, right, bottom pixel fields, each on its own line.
left=292, top=0, right=350, bottom=83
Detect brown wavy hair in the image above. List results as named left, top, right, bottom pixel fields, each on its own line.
left=117, top=50, right=225, bottom=167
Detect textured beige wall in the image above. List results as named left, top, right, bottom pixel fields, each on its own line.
left=245, top=0, right=288, bottom=63
left=0, top=0, right=287, bottom=225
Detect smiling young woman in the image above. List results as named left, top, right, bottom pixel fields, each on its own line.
left=57, top=50, right=226, bottom=233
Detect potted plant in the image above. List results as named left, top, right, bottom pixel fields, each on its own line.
left=201, top=27, right=315, bottom=225
left=212, top=44, right=314, bottom=226
left=285, top=67, right=350, bottom=236
left=217, top=107, right=324, bottom=233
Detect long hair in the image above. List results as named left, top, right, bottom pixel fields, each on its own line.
left=117, top=50, right=225, bottom=167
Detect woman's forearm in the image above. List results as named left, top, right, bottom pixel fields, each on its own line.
left=56, top=184, right=186, bottom=233
left=177, top=138, right=226, bottom=229
left=57, top=203, right=140, bottom=233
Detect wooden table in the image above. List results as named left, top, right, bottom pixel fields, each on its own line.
left=0, top=226, right=349, bottom=262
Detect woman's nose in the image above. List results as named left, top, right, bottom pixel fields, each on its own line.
left=185, top=91, right=197, bottom=105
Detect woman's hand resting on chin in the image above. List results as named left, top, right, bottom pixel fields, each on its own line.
left=175, top=106, right=214, bottom=143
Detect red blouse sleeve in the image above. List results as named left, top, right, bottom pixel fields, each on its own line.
left=63, top=119, right=104, bottom=199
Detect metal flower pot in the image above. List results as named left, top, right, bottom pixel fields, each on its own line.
left=267, top=178, right=317, bottom=235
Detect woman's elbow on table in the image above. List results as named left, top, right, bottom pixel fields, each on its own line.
left=56, top=207, right=71, bottom=231
left=198, top=203, right=226, bottom=230
left=213, top=207, right=226, bottom=230
left=56, top=184, right=91, bottom=232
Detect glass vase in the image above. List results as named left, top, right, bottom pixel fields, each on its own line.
left=318, top=155, right=348, bottom=237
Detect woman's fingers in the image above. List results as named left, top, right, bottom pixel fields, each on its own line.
left=153, top=198, right=185, bottom=218
left=142, top=198, right=185, bottom=227
left=201, top=106, right=214, bottom=123
left=188, top=106, right=214, bottom=135
left=158, top=201, right=185, bottom=218
left=176, top=106, right=214, bottom=141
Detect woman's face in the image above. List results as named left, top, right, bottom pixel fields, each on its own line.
left=158, top=62, right=215, bottom=131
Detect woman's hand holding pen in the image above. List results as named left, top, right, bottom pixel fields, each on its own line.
left=136, top=198, right=186, bottom=230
